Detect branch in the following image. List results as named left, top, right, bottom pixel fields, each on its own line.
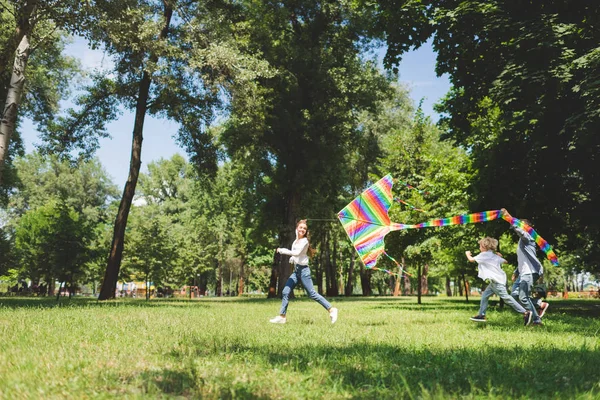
left=0, top=1, right=15, bottom=17
left=30, top=25, right=60, bottom=53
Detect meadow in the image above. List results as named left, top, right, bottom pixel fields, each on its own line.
left=0, top=296, right=599, bottom=399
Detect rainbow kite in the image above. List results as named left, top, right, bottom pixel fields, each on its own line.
left=337, top=175, right=559, bottom=270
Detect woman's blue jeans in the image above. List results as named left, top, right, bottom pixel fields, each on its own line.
left=279, top=265, right=331, bottom=316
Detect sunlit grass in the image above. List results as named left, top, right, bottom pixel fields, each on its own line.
left=0, top=296, right=599, bottom=399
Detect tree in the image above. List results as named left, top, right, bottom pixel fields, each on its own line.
left=14, top=199, right=90, bottom=295
left=122, top=205, right=173, bottom=300
left=221, top=0, right=393, bottom=297
left=64, top=0, right=271, bottom=300
left=0, top=0, right=86, bottom=184
left=372, top=0, right=600, bottom=272
left=5, top=152, right=117, bottom=293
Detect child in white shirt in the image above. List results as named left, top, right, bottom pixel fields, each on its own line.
left=466, top=237, right=532, bottom=325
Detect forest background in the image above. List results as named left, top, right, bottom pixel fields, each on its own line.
left=0, top=0, right=598, bottom=300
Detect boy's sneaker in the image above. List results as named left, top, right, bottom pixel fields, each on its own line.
left=537, top=302, right=549, bottom=318
left=470, top=314, right=487, bottom=322
left=531, top=320, right=543, bottom=326
left=269, top=316, right=286, bottom=324
left=329, top=307, right=338, bottom=324
left=523, top=311, right=533, bottom=326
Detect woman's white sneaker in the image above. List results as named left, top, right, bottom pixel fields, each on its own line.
left=269, top=316, right=286, bottom=324
left=329, top=308, right=338, bottom=324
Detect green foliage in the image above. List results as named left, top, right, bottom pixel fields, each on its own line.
left=5, top=153, right=117, bottom=288
left=374, top=0, right=600, bottom=272
left=14, top=199, right=90, bottom=283
left=374, top=99, right=475, bottom=282
left=9, top=152, right=118, bottom=217
left=122, top=205, right=174, bottom=291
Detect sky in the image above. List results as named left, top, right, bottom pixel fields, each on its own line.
left=21, top=38, right=451, bottom=189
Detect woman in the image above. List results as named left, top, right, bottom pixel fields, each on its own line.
left=269, top=219, right=338, bottom=324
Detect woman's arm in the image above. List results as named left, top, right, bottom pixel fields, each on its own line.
left=278, top=239, right=308, bottom=256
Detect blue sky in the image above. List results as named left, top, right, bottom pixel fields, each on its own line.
left=21, top=38, right=450, bottom=188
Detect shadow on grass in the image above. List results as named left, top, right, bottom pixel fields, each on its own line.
left=2, top=296, right=600, bottom=317
left=154, top=338, right=600, bottom=399
left=0, top=297, right=211, bottom=309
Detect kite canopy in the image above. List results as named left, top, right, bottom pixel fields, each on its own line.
left=338, top=174, right=559, bottom=270
left=337, top=175, right=403, bottom=268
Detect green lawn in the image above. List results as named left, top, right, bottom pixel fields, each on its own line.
left=0, top=296, right=599, bottom=399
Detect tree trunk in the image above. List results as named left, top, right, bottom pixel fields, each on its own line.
left=324, top=231, right=332, bottom=294
left=316, top=236, right=324, bottom=294
left=56, top=281, right=64, bottom=301
left=393, top=272, right=400, bottom=297
left=345, top=252, right=355, bottom=296
left=338, top=248, right=344, bottom=295
left=456, top=277, right=463, bottom=296
left=98, top=4, right=173, bottom=300
left=445, top=276, right=452, bottom=296
left=267, top=251, right=278, bottom=298
left=47, top=276, right=55, bottom=296
left=417, top=264, right=422, bottom=304
left=0, top=33, right=31, bottom=184
left=359, top=264, right=371, bottom=296
left=146, top=271, right=150, bottom=301
left=0, top=0, right=38, bottom=118
left=274, top=191, right=299, bottom=297
left=238, top=261, right=245, bottom=296
left=326, top=232, right=339, bottom=296
left=216, top=260, right=222, bottom=296
left=421, top=263, right=429, bottom=294
left=403, top=268, right=411, bottom=295
left=463, top=274, right=469, bottom=303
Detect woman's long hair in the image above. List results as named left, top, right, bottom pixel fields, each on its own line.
left=297, top=219, right=316, bottom=258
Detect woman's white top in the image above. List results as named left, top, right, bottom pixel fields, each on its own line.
left=279, top=237, right=309, bottom=265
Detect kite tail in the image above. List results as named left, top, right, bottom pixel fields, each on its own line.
left=394, top=209, right=559, bottom=266
left=501, top=214, right=559, bottom=266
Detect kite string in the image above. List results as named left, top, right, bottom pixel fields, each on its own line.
left=383, top=251, right=413, bottom=277
left=394, top=197, right=426, bottom=212
left=394, top=178, right=432, bottom=196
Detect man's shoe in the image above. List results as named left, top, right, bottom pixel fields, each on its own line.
left=470, top=314, right=487, bottom=322
left=538, top=302, right=549, bottom=318
left=269, top=316, right=286, bottom=324
left=329, top=307, right=338, bottom=324
left=523, top=311, right=533, bottom=326
left=531, top=319, right=543, bottom=326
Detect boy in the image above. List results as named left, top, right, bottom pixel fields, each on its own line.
left=511, top=270, right=549, bottom=317
left=466, top=237, right=532, bottom=325
left=501, top=208, right=544, bottom=326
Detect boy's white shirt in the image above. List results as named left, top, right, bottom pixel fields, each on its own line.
left=278, top=234, right=309, bottom=265
left=474, top=250, right=507, bottom=285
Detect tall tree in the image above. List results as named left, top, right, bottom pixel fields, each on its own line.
left=371, top=0, right=600, bottom=272
left=57, top=0, right=270, bottom=300
left=221, top=0, right=392, bottom=297
left=0, top=0, right=87, bottom=184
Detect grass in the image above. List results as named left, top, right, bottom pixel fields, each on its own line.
left=0, top=296, right=599, bottom=399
